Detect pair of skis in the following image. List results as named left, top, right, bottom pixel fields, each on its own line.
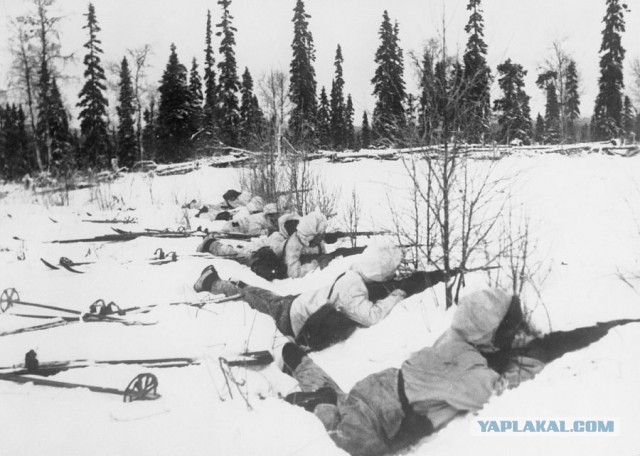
left=41, top=257, right=92, bottom=273
left=0, top=349, right=274, bottom=402
left=40, top=248, right=185, bottom=273
left=0, top=350, right=161, bottom=403
left=0, top=288, right=155, bottom=336
left=0, top=287, right=244, bottom=336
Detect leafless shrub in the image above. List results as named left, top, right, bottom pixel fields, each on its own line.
left=341, top=189, right=361, bottom=247
left=240, top=151, right=338, bottom=219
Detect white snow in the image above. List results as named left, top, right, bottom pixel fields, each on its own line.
left=0, top=154, right=639, bottom=455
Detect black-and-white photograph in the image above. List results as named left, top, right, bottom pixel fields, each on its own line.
left=0, top=0, right=639, bottom=455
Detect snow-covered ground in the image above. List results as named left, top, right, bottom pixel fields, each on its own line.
left=0, top=154, right=639, bottom=456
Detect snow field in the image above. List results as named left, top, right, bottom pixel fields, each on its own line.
left=0, top=154, right=639, bottom=455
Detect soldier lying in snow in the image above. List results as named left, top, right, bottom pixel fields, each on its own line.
left=196, top=189, right=252, bottom=219
left=278, top=288, right=640, bottom=456
left=200, top=196, right=279, bottom=236
left=228, top=201, right=279, bottom=236
left=193, top=243, right=452, bottom=350
left=284, top=212, right=329, bottom=279
left=196, top=213, right=300, bottom=277
left=196, top=213, right=366, bottom=281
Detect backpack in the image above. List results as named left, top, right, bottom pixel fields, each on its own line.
left=250, top=246, right=287, bottom=281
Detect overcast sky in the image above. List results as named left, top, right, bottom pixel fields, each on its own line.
left=1, top=0, right=639, bottom=126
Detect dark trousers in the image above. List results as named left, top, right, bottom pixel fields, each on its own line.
left=241, top=286, right=296, bottom=337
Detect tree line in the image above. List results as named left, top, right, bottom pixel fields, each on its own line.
left=1, top=0, right=639, bottom=180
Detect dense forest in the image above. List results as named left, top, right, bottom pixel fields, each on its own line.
left=0, top=0, right=638, bottom=179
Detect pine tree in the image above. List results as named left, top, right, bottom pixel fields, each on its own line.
left=592, top=0, right=628, bottom=139
left=344, top=94, right=355, bottom=149
left=203, top=10, right=217, bottom=133
left=239, top=67, right=264, bottom=147
left=371, top=11, right=406, bottom=141
left=77, top=3, right=109, bottom=168
left=330, top=44, right=346, bottom=149
left=289, top=0, right=318, bottom=148
left=317, top=86, right=331, bottom=148
left=565, top=60, right=581, bottom=141
left=216, top=0, right=240, bottom=146
left=361, top=111, right=371, bottom=149
left=116, top=56, right=137, bottom=168
left=21, top=0, right=67, bottom=171
left=157, top=44, right=193, bottom=162
left=493, top=59, right=532, bottom=144
left=534, top=113, right=545, bottom=144
left=462, top=0, right=491, bottom=143
left=189, top=58, right=204, bottom=134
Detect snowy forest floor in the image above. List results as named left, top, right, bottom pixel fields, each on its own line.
left=0, top=153, right=639, bottom=455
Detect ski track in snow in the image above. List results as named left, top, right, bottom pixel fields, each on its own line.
left=0, top=154, right=639, bottom=455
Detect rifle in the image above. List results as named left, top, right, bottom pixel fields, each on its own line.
left=324, top=230, right=390, bottom=244
left=301, top=246, right=367, bottom=267
left=485, top=318, right=640, bottom=374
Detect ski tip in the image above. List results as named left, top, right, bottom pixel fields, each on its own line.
left=40, top=258, right=60, bottom=270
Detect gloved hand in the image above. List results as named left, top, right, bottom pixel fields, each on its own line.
left=317, top=255, right=332, bottom=269
left=215, top=211, right=232, bottom=221
left=398, top=271, right=429, bottom=296
left=324, top=232, right=339, bottom=244
left=195, top=206, right=209, bottom=218
left=429, top=267, right=462, bottom=284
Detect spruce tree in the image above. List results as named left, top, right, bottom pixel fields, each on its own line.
left=534, top=113, right=545, bottom=144
left=317, top=86, right=331, bottom=148
left=116, top=56, right=137, bottom=168
left=372, top=11, right=405, bottom=141
left=203, top=10, right=217, bottom=133
left=142, top=99, right=157, bottom=160
left=239, top=67, right=264, bottom=147
left=565, top=60, right=581, bottom=141
left=157, top=44, right=192, bottom=162
left=592, top=0, right=628, bottom=139
left=536, top=71, right=561, bottom=143
left=77, top=2, right=109, bottom=168
left=216, top=0, right=240, bottom=146
left=0, top=106, right=10, bottom=178
left=0, top=105, right=31, bottom=179
left=330, top=44, right=346, bottom=149
left=361, top=111, right=371, bottom=149
left=418, top=46, right=436, bottom=142
left=189, top=57, right=204, bottom=134
left=344, top=94, right=355, bottom=149
left=462, top=0, right=491, bottom=143
left=622, top=96, right=635, bottom=138
left=0, top=106, right=7, bottom=177
left=48, top=77, right=72, bottom=168
left=493, top=59, right=532, bottom=144
left=289, top=0, right=318, bottom=147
